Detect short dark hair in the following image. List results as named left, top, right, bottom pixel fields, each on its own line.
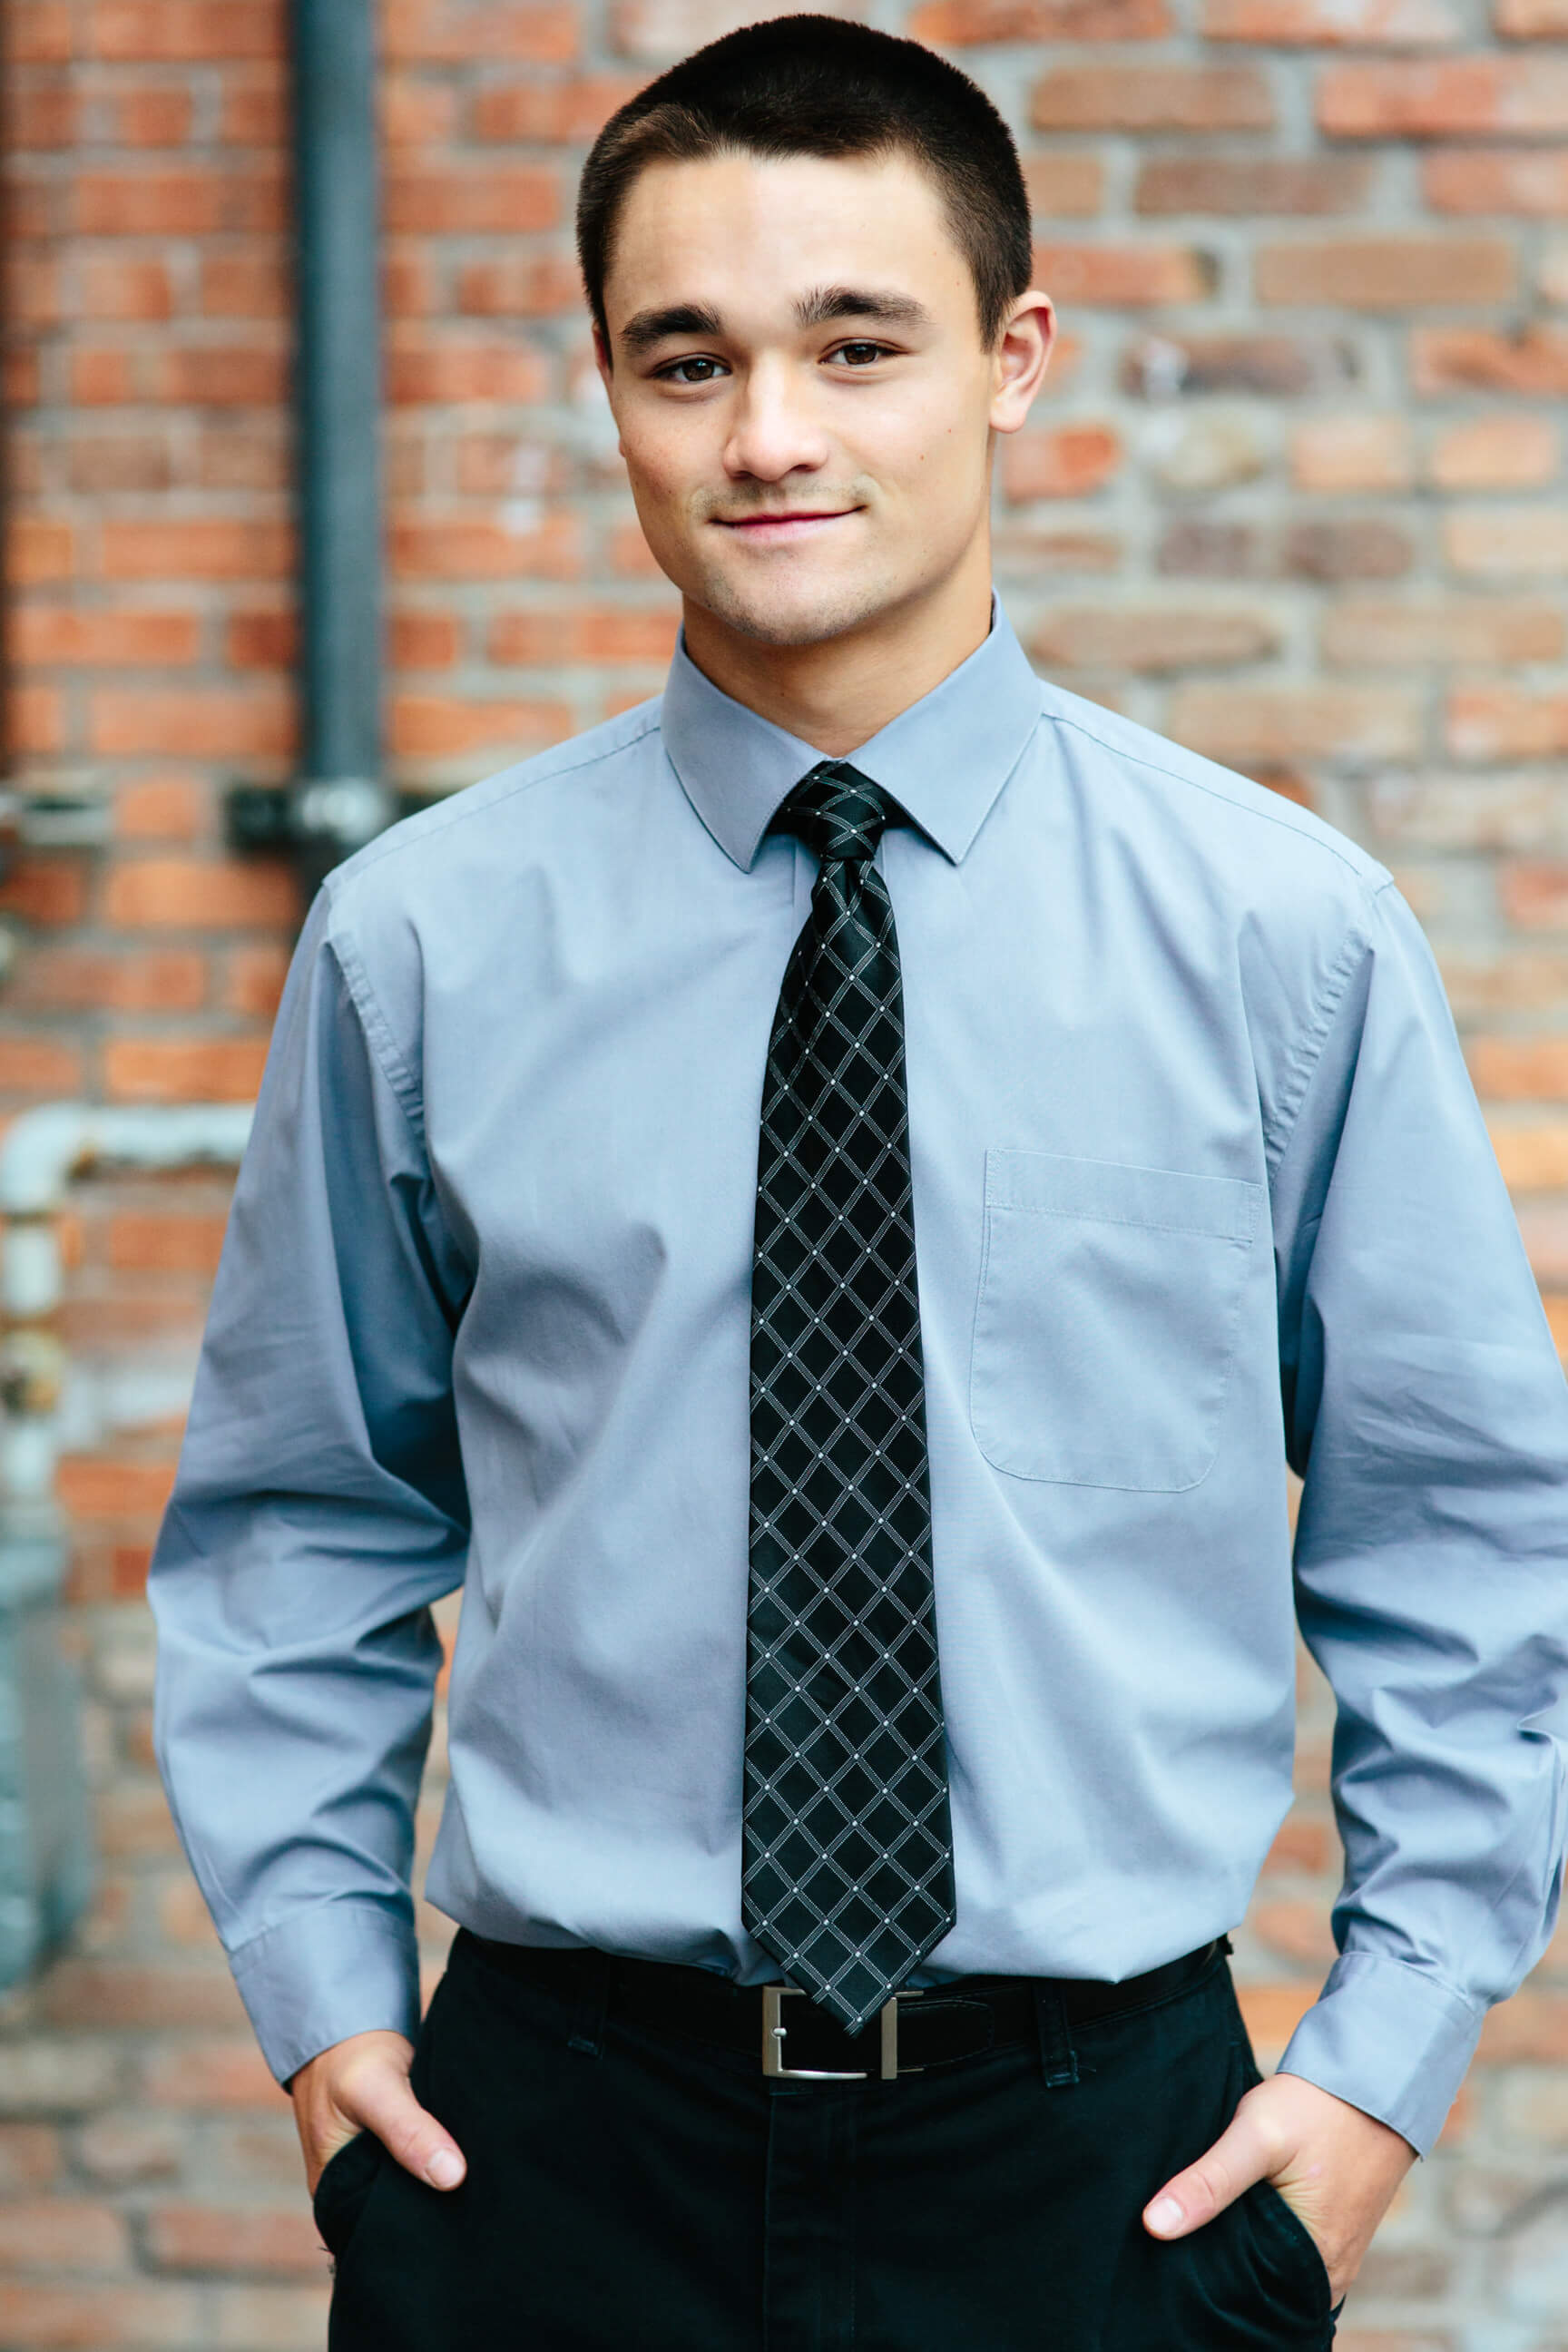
left=577, top=15, right=1033, bottom=353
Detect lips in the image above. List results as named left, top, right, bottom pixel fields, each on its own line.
left=713, top=509, right=856, bottom=534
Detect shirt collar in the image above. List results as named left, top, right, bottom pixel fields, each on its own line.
left=660, top=596, right=1043, bottom=870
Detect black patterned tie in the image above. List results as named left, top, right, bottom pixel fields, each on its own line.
left=742, top=760, right=956, bottom=2035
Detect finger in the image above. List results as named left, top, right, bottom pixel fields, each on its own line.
left=1143, top=2107, right=1274, bottom=2240
left=347, top=2068, right=466, bottom=2191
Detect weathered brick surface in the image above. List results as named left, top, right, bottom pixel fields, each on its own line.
left=6, top=0, right=1568, bottom=2344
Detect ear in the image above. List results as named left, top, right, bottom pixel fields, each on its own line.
left=989, top=291, right=1056, bottom=436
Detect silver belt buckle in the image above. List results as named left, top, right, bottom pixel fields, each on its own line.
left=760, top=1985, right=924, bottom=2081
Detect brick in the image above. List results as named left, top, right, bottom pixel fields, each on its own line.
left=1256, top=236, right=1515, bottom=307
left=1251, top=1901, right=1338, bottom=1965
left=488, top=608, right=681, bottom=663
left=106, top=858, right=299, bottom=929
left=0, top=2198, right=129, bottom=2274
left=1434, top=414, right=1558, bottom=489
left=1031, top=607, right=1279, bottom=671
left=146, top=2206, right=327, bottom=2278
left=227, top=609, right=298, bottom=669
left=101, top=519, right=293, bottom=580
left=1445, top=505, right=1568, bottom=574
left=43, top=1962, right=242, bottom=2031
left=1415, top=324, right=1568, bottom=393
left=1447, top=686, right=1568, bottom=760
left=57, top=1457, right=177, bottom=1517
left=1291, top=414, right=1413, bottom=490
left=8, top=947, right=209, bottom=1014
left=471, top=74, right=644, bottom=142
left=1031, top=64, right=1273, bottom=132
left=90, top=1, right=284, bottom=57
left=0, top=1035, right=83, bottom=1093
left=1488, top=1115, right=1568, bottom=1182
left=0, top=2283, right=204, bottom=2346
left=108, top=1212, right=229, bottom=1274
left=73, top=169, right=230, bottom=236
left=1425, top=148, right=1568, bottom=211
left=104, top=1038, right=273, bottom=1102
left=1497, top=0, right=1568, bottom=30
left=1318, top=57, right=1568, bottom=136
left=907, top=0, right=1170, bottom=34
left=0, top=2043, right=122, bottom=2116
left=1235, top=1982, right=1318, bottom=2052
left=387, top=336, right=551, bottom=407
left=113, top=84, right=196, bottom=144
left=391, top=509, right=581, bottom=580
left=1122, top=332, right=1358, bottom=396
left=149, top=342, right=290, bottom=407
left=201, top=253, right=289, bottom=319
left=71, top=347, right=137, bottom=406
left=1023, top=157, right=1104, bottom=220
left=1262, top=1817, right=1333, bottom=1873
left=1168, top=682, right=1422, bottom=761
left=995, top=526, right=1123, bottom=576
left=387, top=694, right=573, bottom=759
left=391, top=611, right=462, bottom=668
left=456, top=256, right=583, bottom=318
left=7, top=82, right=76, bottom=146
left=1033, top=243, right=1214, bottom=306
left=73, top=2114, right=182, bottom=2186
left=1158, top=517, right=1413, bottom=578
left=141, top=2040, right=279, bottom=2110
left=12, top=609, right=200, bottom=667
left=1503, top=867, right=1568, bottom=929
left=384, top=163, right=561, bottom=234
left=1468, top=1036, right=1568, bottom=1097
left=89, top=685, right=295, bottom=760
left=224, top=944, right=290, bottom=1018
left=13, top=681, right=65, bottom=753
left=10, top=4, right=73, bottom=60
left=1322, top=599, right=1563, bottom=663
left=383, top=0, right=581, bottom=62
left=12, top=515, right=74, bottom=583
left=8, top=251, right=60, bottom=325
left=1136, top=157, right=1372, bottom=215
left=1480, top=1992, right=1568, bottom=2059
left=220, top=64, right=289, bottom=144
left=1208, top=0, right=1460, bottom=31
left=66, top=432, right=173, bottom=491
left=1001, top=423, right=1122, bottom=501
left=115, top=777, right=206, bottom=838
left=0, top=2126, right=62, bottom=2190
left=0, top=858, right=88, bottom=926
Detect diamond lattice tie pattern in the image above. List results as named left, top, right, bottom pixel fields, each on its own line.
left=742, top=760, right=956, bottom=2036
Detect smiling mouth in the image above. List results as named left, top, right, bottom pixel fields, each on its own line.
left=713, top=509, right=858, bottom=532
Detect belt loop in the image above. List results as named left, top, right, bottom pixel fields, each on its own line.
left=1034, top=1984, right=1079, bottom=2089
left=566, top=1952, right=612, bottom=2058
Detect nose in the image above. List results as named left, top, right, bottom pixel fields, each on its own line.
left=721, top=356, right=831, bottom=485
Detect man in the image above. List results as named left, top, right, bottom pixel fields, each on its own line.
left=150, top=16, right=1568, bottom=2347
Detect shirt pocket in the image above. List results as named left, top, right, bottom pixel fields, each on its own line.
left=969, top=1149, right=1263, bottom=1491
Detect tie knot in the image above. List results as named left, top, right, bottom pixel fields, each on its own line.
left=771, top=763, right=891, bottom=867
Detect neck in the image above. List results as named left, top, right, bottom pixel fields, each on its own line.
left=680, top=544, right=995, bottom=759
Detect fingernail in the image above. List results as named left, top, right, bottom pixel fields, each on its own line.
left=1146, top=2198, right=1182, bottom=2236
left=426, top=2150, right=464, bottom=2190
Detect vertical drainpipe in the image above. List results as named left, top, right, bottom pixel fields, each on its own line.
left=230, top=0, right=395, bottom=895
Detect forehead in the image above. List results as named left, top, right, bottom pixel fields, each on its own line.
left=602, top=149, right=974, bottom=333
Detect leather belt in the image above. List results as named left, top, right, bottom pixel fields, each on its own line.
left=458, top=1930, right=1224, bottom=2082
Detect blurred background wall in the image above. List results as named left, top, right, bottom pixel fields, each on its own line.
left=5, top=0, right=1568, bottom=2345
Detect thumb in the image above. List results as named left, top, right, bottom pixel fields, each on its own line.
left=349, top=2063, right=466, bottom=2193
left=1143, top=2103, right=1272, bottom=2241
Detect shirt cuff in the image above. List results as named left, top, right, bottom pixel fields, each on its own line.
left=1274, top=1948, right=1485, bottom=2157
left=229, top=1897, right=423, bottom=2088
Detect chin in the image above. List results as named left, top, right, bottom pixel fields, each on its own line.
left=691, top=568, right=902, bottom=650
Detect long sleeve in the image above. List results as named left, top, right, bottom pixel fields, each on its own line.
left=149, top=884, right=473, bottom=2085
left=1272, top=877, right=1568, bottom=2153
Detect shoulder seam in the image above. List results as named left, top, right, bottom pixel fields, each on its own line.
left=1267, top=878, right=1393, bottom=1177
left=1041, top=704, right=1387, bottom=889
left=323, top=916, right=426, bottom=1142
left=335, top=707, right=663, bottom=887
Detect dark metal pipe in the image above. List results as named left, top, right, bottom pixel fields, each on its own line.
left=230, top=0, right=394, bottom=894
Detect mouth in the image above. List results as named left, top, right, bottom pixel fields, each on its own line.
left=711, top=508, right=859, bottom=542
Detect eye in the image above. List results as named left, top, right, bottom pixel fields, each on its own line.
left=656, top=355, right=729, bottom=385
left=826, top=340, right=894, bottom=368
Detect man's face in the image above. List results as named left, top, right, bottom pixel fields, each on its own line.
left=596, top=149, right=1049, bottom=650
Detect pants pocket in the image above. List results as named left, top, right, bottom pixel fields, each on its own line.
left=312, top=2129, right=385, bottom=2261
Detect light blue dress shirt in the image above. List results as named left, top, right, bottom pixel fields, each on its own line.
left=150, top=603, right=1568, bottom=2153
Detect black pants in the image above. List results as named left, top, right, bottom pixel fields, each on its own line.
left=318, top=1931, right=1337, bottom=2349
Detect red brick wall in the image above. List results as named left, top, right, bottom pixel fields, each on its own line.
left=6, top=0, right=1568, bottom=2343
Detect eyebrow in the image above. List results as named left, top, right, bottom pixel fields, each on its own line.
left=616, top=285, right=934, bottom=356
